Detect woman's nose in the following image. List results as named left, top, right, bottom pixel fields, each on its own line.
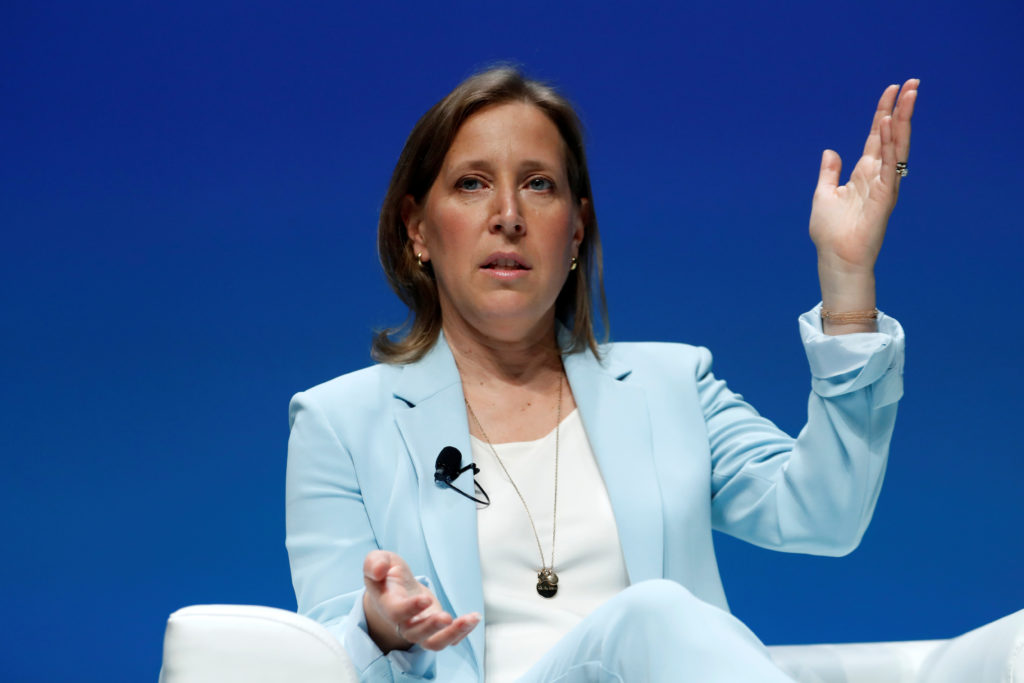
left=491, top=186, right=524, bottom=237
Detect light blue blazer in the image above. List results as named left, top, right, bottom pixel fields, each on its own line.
left=285, top=307, right=905, bottom=682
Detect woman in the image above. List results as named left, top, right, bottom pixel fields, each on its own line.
left=286, top=67, right=918, bottom=682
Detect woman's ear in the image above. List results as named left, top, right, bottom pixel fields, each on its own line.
left=402, top=195, right=429, bottom=262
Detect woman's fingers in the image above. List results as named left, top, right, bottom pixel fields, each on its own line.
left=364, top=550, right=419, bottom=594
left=815, top=149, right=842, bottom=195
left=892, top=78, right=919, bottom=164
left=388, top=593, right=433, bottom=625
left=419, top=613, right=481, bottom=651
left=398, top=606, right=479, bottom=649
left=862, top=84, right=900, bottom=159
left=864, top=79, right=918, bottom=163
left=879, top=115, right=897, bottom=191
left=399, top=608, right=453, bottom=641
left=363, top=550, right=399, bottom=583
left=449, top=613, right=481, bottom=646
left=363, top=550, right=428, bottom=624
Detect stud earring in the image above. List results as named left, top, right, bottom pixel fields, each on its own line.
left=417, top=252, right=424, bottom=267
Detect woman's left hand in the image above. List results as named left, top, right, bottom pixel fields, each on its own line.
left=809, top=78, right=919, bottom=329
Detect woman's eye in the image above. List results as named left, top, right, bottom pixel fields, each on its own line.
left=527, top=177, right=553, bottom=191
left=457, top=177, right=483, bottom=191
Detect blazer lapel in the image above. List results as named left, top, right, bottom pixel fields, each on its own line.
left=564, top=346, right=665, bottom=584
left=392, top=336, right=486, bottom=674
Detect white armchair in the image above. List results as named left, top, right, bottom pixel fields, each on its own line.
left=159, top=604, right=1024, bottom=682
left=159, top=605, right=358, bottom=683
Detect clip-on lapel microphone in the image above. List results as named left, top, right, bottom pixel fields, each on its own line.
left=434, top=446, right=490, bottom=506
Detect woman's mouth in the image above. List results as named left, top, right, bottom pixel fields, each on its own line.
left=481, top=253, right=531, bottom=278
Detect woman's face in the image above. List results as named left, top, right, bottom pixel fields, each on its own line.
left=404, top=102, right=586, bottom=343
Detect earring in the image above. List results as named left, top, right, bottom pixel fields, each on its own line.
left=417, top=252, right=424, bottom=267
left=570, top=256, right=578, bottom=271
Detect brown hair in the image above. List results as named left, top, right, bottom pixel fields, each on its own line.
left=372, top=66, right=608, bottom=363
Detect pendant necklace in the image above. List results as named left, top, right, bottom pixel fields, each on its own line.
left=465, top=374, right=561, bottom=598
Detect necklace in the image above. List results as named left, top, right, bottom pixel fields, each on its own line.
left=465, top=375, right=562, bottom=598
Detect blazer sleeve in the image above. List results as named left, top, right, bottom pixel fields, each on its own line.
left=286, top=390, right=437, bottom=681
left=705, top=303, right=905, bottom=555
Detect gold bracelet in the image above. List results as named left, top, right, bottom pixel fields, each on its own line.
left=821, top=308, right=879, bottom=325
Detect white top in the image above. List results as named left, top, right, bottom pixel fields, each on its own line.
left=472, top=409, right=631, bottom=683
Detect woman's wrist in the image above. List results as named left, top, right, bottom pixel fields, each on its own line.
left=817, top=260, right=878, bottom=335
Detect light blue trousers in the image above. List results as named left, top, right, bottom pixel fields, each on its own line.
left=517, top=580, right=795, bottom=682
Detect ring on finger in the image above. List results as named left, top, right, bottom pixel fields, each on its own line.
left=895, top=161, right=908, bottom=178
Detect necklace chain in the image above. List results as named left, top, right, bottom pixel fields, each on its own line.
left=464, top=373, right=562, bottom=584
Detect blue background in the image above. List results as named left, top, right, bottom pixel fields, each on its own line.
left=2, top=1, right=1022, bottom=680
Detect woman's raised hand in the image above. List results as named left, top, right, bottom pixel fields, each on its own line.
left=806, top=78, right=921, bottom=329
left=810, top=78, right=919, bottom=270
left=362, top=550, right=480, bottom=653
left=809, top=79, right=919, bottom=326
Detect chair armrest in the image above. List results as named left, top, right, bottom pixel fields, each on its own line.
left=768, top=640, right=943, bottom=682
left=159, top=603, right=1022, bottom=683
left=159, top=604, right=359, bottom=683
left=919, top=608, right=1024, bottom=683
left=768, top=607, right=1024, bottom=683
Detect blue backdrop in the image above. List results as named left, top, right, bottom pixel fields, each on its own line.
left=2, top=1, right=1022, bottom=680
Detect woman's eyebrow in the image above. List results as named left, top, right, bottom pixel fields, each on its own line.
left=446, top=158, right=560, bottom=175
left=518, top=159, right=559, bottom=172
left=446, top=159, right=495, bottom=175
